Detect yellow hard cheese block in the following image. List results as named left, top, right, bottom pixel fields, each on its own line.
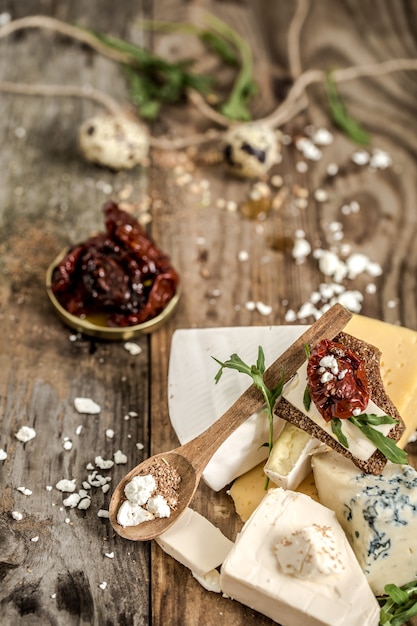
left=345, top=314, right=417, bottom=447
left=230, top=314, right=417, bottom=522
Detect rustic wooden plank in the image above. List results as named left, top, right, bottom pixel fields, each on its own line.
left=149, top=1, right=417, bottom=625
left=0, top=1, right=154, bottom=624
left=0, top=0, right=417, bottom=624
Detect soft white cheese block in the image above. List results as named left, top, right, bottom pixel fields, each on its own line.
left=220, top=488, right=380, bottom=626
left=155, top=507, right=233, bottom=577
left=312, top=450, right=417, bottom=595
left=264, top=422, right=325, bottom=489
left=167, top=325, right=306, bottom=492
left=282, top=362, right=394, bottom=461
left=203, top=410, right=285, bottom=491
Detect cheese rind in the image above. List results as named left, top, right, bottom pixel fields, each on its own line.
left=155, top=507, right=233, bottom=577
left=312, top=450, right=417, bottom=595
left=220, top=488, right=380, bottom=626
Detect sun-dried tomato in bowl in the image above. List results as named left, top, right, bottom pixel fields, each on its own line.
left=306, top=338, right=370, bottom=422
left=51, top=201, right=180, bottom=328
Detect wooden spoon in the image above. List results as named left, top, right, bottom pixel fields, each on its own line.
left=109, top=303, right=352, bottom=541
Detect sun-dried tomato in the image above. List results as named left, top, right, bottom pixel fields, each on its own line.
left=51, top=201, right=180, bottom=327
left=306, top=338, right=370, bottom=422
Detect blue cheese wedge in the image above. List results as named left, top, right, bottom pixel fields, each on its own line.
left=220, top=488, right=380, bottom=626
left=312, top=450, right=417, bottom=595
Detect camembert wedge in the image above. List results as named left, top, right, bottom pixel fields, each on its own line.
left=220, top=487, right=380, bottom=626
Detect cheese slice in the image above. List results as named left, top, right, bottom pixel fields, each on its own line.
left=155, top=507, right=233, bottom=577
left=345, top=314, right=417, bottom=446
left=230, top=314, right=417, bottom=520
left=312, top=449, right=417, bottom=595
left=220, top=488, right=380, bottom=626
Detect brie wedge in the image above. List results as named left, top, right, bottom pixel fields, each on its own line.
left=220, top=488, right=380, bottom=626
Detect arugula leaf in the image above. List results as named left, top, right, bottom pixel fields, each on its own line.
left=303, top=385, right=311, bottom=411
left=213, top=346, right=284, bottom=488
left=203, top=12, right=257, bottom=121
left=378, top=581, right=417, bottom=626
left=331, top=418, right=349, bottom=448
left=326, top=72, right=371, bottom=145
left=349, top=416, right=408, bottom=464
left=86, top=29, right=213, bottom=120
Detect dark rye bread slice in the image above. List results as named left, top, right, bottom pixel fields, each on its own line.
left=275, top=331, right=405, bottom=475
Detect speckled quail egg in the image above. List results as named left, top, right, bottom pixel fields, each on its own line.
left=78, top=114, right=149, bottom=170
left=223, top=123, right=280, bottom=178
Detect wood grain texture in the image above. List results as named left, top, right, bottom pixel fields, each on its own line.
left=0, top=0, right=416, bottom=624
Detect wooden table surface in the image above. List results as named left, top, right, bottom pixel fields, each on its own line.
left=1, top=1, right=417, bottom=624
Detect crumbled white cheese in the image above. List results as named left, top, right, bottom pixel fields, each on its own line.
left=0, top=448, right=7, bottom=461
left=31, top=536, right=39, bottom=542
left=296, top=137, right=322, bottom=161
left=56, top=479, right=77, bottom=493
left=351, top=150, right=370, bottom=166
left=124, top=474, right=156, bottom=505
left=106, top=429, right=115, bottom=439
left=292, top=237, right=311, bottom=262
left=75, top=425, right=83, bottom=435
left=314, top=188, right=328, bottom=202
left=63, top=493, right=81, bottom=508
left=105, top=552, right=115, bottom=559
left=256, top=301, right=272, bottom=316
left=78, top=497, right=91, bottom=510
left=124, top=342, right=142, bottom=356
left=146, top=494, right=171, bottom=519
left=117, top=500, right=154, bottom=527
left=63, top=440, right=73, bottom=451
left=98, top=581, right=108, bottom=591
left=12, top=511, right=23, bottom=521
left=74, top=397, right=101, bottom=414
left=370, top=149, right=392, bottom=170
left=98, top=509, right=110, bottom=518
left=17, top=487, right=32, bottom=496
left=15, top=426, right=36, bottom=442
left=95, top=456, right=114, bottom=470
left=311, top=127, right=333, bottom=146
left=114, top=450, right=127, bottom=464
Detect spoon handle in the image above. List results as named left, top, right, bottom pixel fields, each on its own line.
left=177, top=303, right=352, bottom=473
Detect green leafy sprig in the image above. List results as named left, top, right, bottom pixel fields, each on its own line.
left=326, top=72, right=371, bottom=145
left=86, top=30, right=213, bottom=120
left=379, top=580, right=417, bottom=626
left=86, top=12, right=257, bottom=121
left=213, top=347, right=284, bottom=488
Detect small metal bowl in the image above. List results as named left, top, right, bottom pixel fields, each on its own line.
left=45, top=248, right=181, bottom=340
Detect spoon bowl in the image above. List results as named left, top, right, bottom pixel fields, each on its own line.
left=109, top=451, right=199, bottom=541
left=109, top=304, right=352, bottom=541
